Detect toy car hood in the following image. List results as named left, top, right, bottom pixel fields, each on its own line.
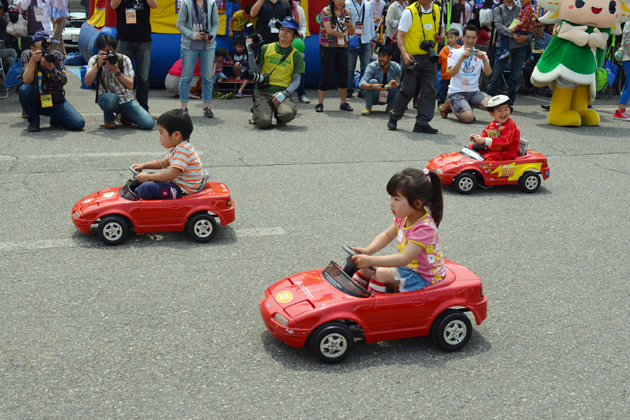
left=427, top=151, right=475, bottom=171
left=77, top=187, right=123, bottom=213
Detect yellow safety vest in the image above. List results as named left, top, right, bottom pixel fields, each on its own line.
left=404, top=3, right=441, bottom=56
left=260, top=43, right=296, bottom=89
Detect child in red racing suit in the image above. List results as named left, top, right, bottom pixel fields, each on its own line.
left=469, top=95, right=520, bottom=161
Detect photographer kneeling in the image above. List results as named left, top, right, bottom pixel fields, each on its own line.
left=245, top=17, right=305, bottom=128
left=84, top=35, right=155, bottom=130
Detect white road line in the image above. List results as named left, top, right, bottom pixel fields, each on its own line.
left=0, top=227, right=286, bottom=252
left=0, top=151, right=205, bottom=160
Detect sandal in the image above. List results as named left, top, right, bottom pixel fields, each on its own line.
left=315, top=103, right=324, bottom=112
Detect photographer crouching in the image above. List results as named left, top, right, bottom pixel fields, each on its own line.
left=84, top=35, right=155, bottom=130
left=245, top=17, right=305, bottom=128
left=387, top=0, right=444, bottom=134
left=19, top=31, right=85, bottom=133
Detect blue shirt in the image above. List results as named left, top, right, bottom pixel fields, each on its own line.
left=359, top=60, right=402, bottom=87
left=50, top=0, right=69, bottom=19
left=534, top=31, right=552, bottom=50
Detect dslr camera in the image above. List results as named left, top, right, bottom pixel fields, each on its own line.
left=105, top=50, right=118, bottom=65
left=199, top=29, right=214, bottom=41
left=405, top=60, right=421, bottom=75
left=40, top=38, right=56, bottom=63
left=241, top=68, right=270, bottom=89
left=420, top=40, right=439, bottom=63
left=246, top=22, right=264, bottom=50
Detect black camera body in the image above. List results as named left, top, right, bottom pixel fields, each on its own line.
left=199, top=29, right=214, bottom=42
left=420, top=40, right=439, bottom=63
left=246, top=22, right=264, bottom=50
left=405, top=60, right=421, bottom=75
left=105, top=50, right=118, bottom=65
left=241, top=68, right=270, bottom=89
left=40, top=38, right=56, bottom=63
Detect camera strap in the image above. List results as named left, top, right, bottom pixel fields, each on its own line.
left=414, top=3, right=439, bottom=50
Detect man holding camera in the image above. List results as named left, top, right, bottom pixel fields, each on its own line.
left=250, top=0, right=293, bottom=44
left=19, top=31, right=84, bottom=132
left=246, top=17, right=304, bottom=129
left=439, top=25, right=491, bottom=123
left=358, top=44, right=401, bottom=115
left=387, top=0, right=444, bottom=134
left=85, top=35, right=155, bottom=130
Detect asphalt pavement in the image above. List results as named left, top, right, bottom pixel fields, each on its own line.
left=1, top=71, right=629, bottom=419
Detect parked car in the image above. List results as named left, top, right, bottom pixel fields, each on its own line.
left=62, top=12, right=86, bottom=52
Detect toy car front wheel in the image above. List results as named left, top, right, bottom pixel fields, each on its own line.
left=453, top=172, right=478, bottom=194
left=187, top=213, right=218, bottom=243
left=432, top=310, right=473, bottom=351
left=310, top=322, right=354, bottom=363
left=97, top=215, right=129, bottom=246
left=518, top=171, right=541, bottom=193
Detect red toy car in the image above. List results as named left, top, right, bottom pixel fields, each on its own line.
left=259, top=245, right=487, bottom=363
left=427, top=141, right=550, bottom=194
left=71, top=167, right=235, bottom=245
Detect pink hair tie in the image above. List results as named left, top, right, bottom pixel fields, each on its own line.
left=423, top=168, right=430, bottom=176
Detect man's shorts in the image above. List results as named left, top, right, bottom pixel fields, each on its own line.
left=448, top=91, right=490, bottom=114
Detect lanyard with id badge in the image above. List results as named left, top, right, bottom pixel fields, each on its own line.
left=34, top=5, right=46, bottom=22
left=126, top=0, right=144, bottom=24
left=352, top=0, right=365, bottom=35
left=38, top=70, right=53, bottom=108
left=267, top=1, right=280, bottom=33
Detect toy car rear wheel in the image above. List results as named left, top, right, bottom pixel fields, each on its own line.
left=453, top=172, right=478, bottom=194
left=310, top=322, right=354, bottom=363
left=97, top=215, right=129, bottom=246
left=187, top=213, right=218, bottom=243
left=431, top=310, right=473, bottom=351
left=519, top=171, right=541, bottom=193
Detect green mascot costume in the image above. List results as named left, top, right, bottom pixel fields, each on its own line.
left=531, top=0, right=630, bottom=126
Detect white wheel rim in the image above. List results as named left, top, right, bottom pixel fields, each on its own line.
left=320, top=333, right=347, bottom=358
left=102, top=222, right=123, bottom=241
left=459, top=177, right=474, bottom=191
left=443, top=320, right=467, bottom=345
left=524, top=175, right=539, bottom=190
left=194, top=219, right=213, bottom=238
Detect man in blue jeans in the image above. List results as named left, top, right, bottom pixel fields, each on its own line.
left=19, top=31, right=84, bottom=132
left=358, top=44, right=401, bottom=115
left=84, top=35, right=155, bottom=130
left=485, top=0, right=531, bottom=105
left=346, top=0, right=374, bottom=98
left=111, top=0, right=157, bottom=117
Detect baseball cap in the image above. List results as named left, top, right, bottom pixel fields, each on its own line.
left=274, top=17, right=300, bottom=33
left=33, top=31, right=60, bottom=45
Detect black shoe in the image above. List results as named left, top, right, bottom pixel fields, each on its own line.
left=413, top=124, right=438, bottom=134
left=28, top=124, right=40, bottom=132
left=387, top=117, right=397, bottom=131
left=315, top=103, right=324, bottom=112
left=347, top=91, right=354, bottom=98
left=357, top=91, right=364, bottom=99
left=541, top=104, right=550, bottom=111
left=340, top=102, right=353, bottom=112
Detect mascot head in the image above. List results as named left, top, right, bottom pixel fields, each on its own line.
left=538, top=0, right=630, bottom=33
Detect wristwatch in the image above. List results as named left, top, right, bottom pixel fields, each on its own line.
left=114, top=70, right=122, bottom=77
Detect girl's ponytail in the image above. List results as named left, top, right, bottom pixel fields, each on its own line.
left=428, top=171, right=443, bottom=228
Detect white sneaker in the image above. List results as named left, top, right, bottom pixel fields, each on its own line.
left=248, top=113, right=255, bottom=124
left=299, top=97, right=310, bottom=104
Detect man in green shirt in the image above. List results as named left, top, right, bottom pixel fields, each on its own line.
left=247, top=17, right=305, bottom=128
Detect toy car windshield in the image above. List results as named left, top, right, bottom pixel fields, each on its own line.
left=460, top=147, right=486, bottom=161
left=322, top=262, right=370, bottom=298
left=119, top=180, right=140, bottom=201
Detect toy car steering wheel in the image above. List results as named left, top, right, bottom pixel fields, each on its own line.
left=129, top=166, right=140, bottom=178
left=342, top=244, right=375, bottom=294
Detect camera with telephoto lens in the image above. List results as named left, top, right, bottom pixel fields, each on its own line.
left=105, top=50, right=118, bottom=65
left=405, top=60, right=421, bottom=75
left=246, top=22, right=264, bottom=50
left=420, top=40, right=439, bottom=63
left=40, top=38, right=56, bottom=63
left=241, top=68, right=270, bottom=89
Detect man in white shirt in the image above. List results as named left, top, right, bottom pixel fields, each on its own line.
left=440, top=25, right=492, bottom=123
left=346, top=0, right=374, bottom=97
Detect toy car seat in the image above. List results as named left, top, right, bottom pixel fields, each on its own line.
left=196, top=170, right=210, bottom=193
left=519, top=138, right=529, bottom=157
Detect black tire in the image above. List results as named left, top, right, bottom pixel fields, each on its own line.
left=187, top=213, right=218, bottom=243
left=97, top=215, right=129, bottom=246
left=310, top=322, right=354, bottom=363
left=518, top=171, right=541, bottom=193
left=431, top=310, right=473, bottom=352
left=453, top=172, right=478, bottom=194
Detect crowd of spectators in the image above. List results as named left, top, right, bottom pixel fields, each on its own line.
left=1, top=0, right=629, bottom=133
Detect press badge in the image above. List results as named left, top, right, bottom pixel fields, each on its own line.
left=40, top=94, right=53, bottom=108
left=378, top=90, right=388, bottom=103
left=269, top=19, right=279, bottom=33
left=34, top=7, right=46, bottom=21
left=355, top=23, right=363, bottom=35
left=126, top=9, right=137, bottom=24
left=338, top=36, right=345, bottom=46
left=424, top=23, right=433, bottom=30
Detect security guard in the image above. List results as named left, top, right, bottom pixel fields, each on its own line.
left=387, top=0, right=444, bottom=134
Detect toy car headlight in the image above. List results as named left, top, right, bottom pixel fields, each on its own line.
left=274, top=313, right=289, bottom=326
left=74, top=211, right=80, bottom=219
left=435, top=169, right=444, bottom=174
